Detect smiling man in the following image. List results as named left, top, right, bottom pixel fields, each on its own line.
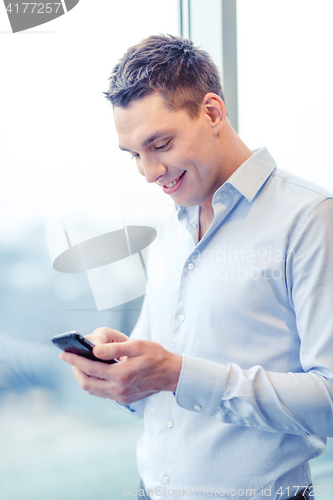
left=60, top=35, right=333, bottom=499
left=114, top=90, right=252, bottom=240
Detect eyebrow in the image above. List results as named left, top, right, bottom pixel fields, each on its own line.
left=119, top=129, right=174, bottom=152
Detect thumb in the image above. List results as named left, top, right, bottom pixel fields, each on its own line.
left=93, top=339, right=138, bottom=361
left=87, top=327, right=129, bottom=346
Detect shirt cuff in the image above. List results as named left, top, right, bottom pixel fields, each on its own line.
left=175, top=354, right=228, bottom=415
left=108, top=398, right=146, bottom=417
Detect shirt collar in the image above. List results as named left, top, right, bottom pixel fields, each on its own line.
left=175, top=146, right=277, bottom=220
left=222, top=147, right=277, bottom=202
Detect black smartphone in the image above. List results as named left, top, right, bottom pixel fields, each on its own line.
left=52, top=331, right=117, bottom=364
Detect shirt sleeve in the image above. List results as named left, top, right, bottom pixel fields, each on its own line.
left=176, top=198, right=333, bottom=437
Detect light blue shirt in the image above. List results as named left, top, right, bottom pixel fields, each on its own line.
left=118, top=147, right=333, bottom=499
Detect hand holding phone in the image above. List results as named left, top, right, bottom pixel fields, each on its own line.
left=52, top=331, right=117, bottom=364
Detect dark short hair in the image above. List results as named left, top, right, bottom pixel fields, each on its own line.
left=104, top=34, right=225, bottom=118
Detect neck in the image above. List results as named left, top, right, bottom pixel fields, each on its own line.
left=199, top=120, right=253, bottom=236
left=198, top=207, right=214, bottom=241
left=200, top=120, right=253, bottom=214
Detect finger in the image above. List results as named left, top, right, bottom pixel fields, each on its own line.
left=84, top=332, right=96, bottom=342
left=89, top=327, right=129, bottom=345
left=93, top=339, right=144, bottom=361
left=72, top=364, right=157, bottom=404
left=60, top=351, right=116, bottom=379
left=72, top=366, right=118, bottom=397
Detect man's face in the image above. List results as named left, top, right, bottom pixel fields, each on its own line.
left=114, top=92, right=225, bottom=209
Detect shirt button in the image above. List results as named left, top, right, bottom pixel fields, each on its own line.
left=179, top=314, right=185, bottom=322
left=194, top=404, right=202, bottom=412
left=167, top=420, right=174, bottom=428
left=163, top=476, right=170, bottom=484
left=187, top=263, right=194, bottom=270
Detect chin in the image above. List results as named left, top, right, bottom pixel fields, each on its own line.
left=170, top=196, right=198, bottom=207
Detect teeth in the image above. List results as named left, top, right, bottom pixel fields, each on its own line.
left=165, top=175, right=181, bottom=188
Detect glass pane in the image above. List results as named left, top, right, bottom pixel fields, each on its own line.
left=237, top=0, right=333, bottom=191
left=0, top=1, right=178, bottom=498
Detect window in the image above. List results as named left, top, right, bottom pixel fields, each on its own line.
left=0, top=2, right=178, bottom=498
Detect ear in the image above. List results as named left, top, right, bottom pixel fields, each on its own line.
left=201, top=93, right=226, bottom=135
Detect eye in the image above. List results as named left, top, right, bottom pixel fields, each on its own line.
left=131, top=153, right=140, bottom=160
left=155, top=139, right=172, bottom=151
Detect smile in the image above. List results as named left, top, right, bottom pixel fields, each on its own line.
left=163, top=171, right=186, bottom=188
left=162, top=171, right=186, bottom=194
left=164, top=175, right=182, bottom=188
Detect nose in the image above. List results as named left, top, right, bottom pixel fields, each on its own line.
left=139, top=156, right=167, bottom=184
